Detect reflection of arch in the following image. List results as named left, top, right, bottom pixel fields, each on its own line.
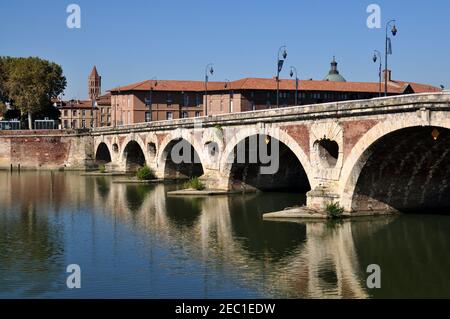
left=220, top=127, right=313, bottom=191
left=123, top=140, right=146, bottom=172
left=341, top=120, right=450, bottom=212
left=95, top=142, right=112, bottom=164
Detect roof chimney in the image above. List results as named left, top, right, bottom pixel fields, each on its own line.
left=383, top=69, right=392, bottom=82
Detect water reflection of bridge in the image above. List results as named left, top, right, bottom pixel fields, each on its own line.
left=2, top=172, right=450, bottom=298
left=91, top=177, right=394, bottom=298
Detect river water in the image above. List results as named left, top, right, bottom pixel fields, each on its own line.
left=0, top=171, right=449, bottom=299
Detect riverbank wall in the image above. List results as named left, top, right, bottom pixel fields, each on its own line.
left=0, top=130, right=94, bottom=170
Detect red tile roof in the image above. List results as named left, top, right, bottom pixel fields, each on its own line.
left=96, top=93, right=111, bottom=106
left=109, top=79, right=227, bottom=92
left=60, top=100, right=98, bottom=109
left=109, top=77, right=441, bottom=94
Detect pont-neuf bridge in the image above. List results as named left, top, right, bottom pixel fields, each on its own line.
left=1, top=92, right=449, bottom=214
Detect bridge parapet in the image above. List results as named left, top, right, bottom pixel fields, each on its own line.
left=92, top=92, right=450, bottom=135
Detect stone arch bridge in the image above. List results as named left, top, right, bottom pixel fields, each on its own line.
left=91, top=92, right=450, bottom=213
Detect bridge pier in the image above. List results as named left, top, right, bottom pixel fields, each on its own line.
left=306, top=186, right=340, bottom=212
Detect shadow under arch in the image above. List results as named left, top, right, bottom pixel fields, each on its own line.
left=347, top=126, right=450, bottom=213
left=95, top=142, right=112, bottom=164
left=225, top=134, right=311, bottom=192
left=123, top=140, right=146, bottom=172
left=161, top=138, right=204, bottom=179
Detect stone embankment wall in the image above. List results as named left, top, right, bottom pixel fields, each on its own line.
left=0, top=130, right=94, bottom=170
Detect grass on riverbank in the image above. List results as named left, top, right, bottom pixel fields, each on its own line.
left=136, top=165, right=156, bottom=180
left=183, top=176, right=205, bottom=190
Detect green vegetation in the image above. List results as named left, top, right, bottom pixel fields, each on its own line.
left=99, top=164, right=106, bottom=173
left=0, top=56, right=66, bottom=129
left=136, top=165, right=156, bottom=180
left=326, top=201, right=344, bottom=219
left=183, top=176, right=205, bottom=190
left=214, top=124, right=223, bottom=131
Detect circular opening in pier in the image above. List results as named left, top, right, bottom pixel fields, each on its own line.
left=314, top=139, right=339, bottom=168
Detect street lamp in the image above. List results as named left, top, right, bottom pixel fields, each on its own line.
left=276, top=45, right=288, bottom=108
left=204, top=63, right=214, bottom=116
left=384, top=19, right=397, bottom=96
left=372, top=50, right=382, bottom=97
left=289, top=66, right=299, bottom=105
left=224, top=79, right=232, bottom=113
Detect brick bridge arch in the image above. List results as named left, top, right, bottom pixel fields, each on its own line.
left=156, top=129, right=206, bottom=179
left=218, top=125, right=314, bottom=191
left=340, top=115, right=450, bottom=212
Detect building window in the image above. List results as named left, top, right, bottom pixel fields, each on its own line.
left=81, top=120, right=86, bottom=128
left=73, top=110, right=77, bottom=116
left=166, top=112, right=173, bottom=120
left=183, top=94, right=189, bottom=107
left=145, top=94, right=152, bottom=106
left=145, top=111, right=151, bottom=122
left=63, top=120, right=68, bottom=129
left=82, top=110, right=85, bottom=117
left=167, top=93, right=172, bottom=107
left=127, top=111, right=131, bottom=124
left=266, top=100, right=271, bottom=108
left=196, top=94, right=200, bottom=106
left=251, top=102, right=255, bottom=111
left=63, top=110, right=68, bottom=116
left=195, top=111, right=201, bottom=117
left=182, top=111, right=188, bottom=118
left=72, top=120, right=77, bottom=128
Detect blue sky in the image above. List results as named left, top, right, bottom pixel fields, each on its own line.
left=1, top=0, right=449, bottom=99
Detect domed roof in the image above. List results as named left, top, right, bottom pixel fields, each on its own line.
left=323, top=57, right=346, bottom=82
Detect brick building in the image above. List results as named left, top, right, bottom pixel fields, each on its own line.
left=59, top=66, right=111, bottom=128
left=109, top=58, right=441, bottom=125
left=109, top=80, right=226, bottom=125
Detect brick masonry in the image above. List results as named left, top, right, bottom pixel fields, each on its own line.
left=0, top=131, right=94, bottom=170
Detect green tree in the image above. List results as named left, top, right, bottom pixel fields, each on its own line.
left=3, top=57, right=66, bottom=129
left=0, top=58, right=6, bottom=115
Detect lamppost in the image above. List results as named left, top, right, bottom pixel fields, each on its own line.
left=289, top=66, right=299, bottom=105
left=276, top=46, right=288, bottom=108
left=204, top=63, right=214, bottom=116
left=372, top=50, right=382, bottom=97
left=384, top=19, right=397, bottom=96
left=224, top=79, right=232, bottom=113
